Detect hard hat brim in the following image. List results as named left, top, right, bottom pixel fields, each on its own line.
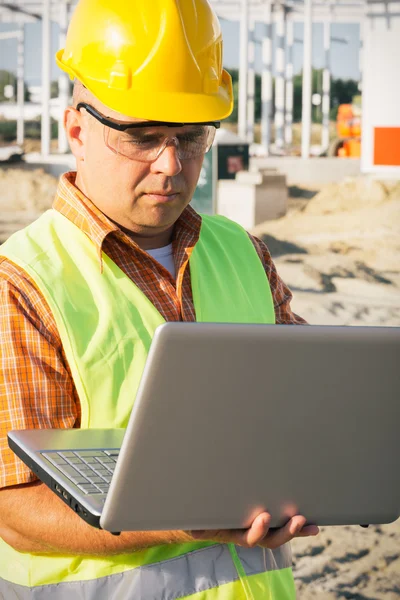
left=56, top=50, right=233, bottom=123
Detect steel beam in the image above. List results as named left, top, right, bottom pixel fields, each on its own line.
left=58, top=0, right=70, bottom=153
left=246, top=20, right=256, bottom=143
left=274, top=4, right=286, bottom=149
left=16, top=24, right=24, bottom=145
left=301, top=0, right=313, bottom=159
left=285, top=18, right=294, bottom=146
left=41, top=0, right=51, bottom=156
left=261, top=1, right=273, bottom=154
left=322, top=19, right=331, bottom=151
left=238, top=0, right=249, bottom=140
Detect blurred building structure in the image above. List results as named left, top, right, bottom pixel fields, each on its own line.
left=361, top=0, right=400, bottom=178
left=0, top=0, right=399, bottom=179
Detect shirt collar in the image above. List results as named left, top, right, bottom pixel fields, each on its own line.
left=53, top=171, right=202, bottom=269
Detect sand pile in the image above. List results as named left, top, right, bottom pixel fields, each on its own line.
left=0, top=167, right=58, bottom=242
left=303, top=178, right=400, bottom=215
left=0, top=167, right=58, bottom=213
left=252, top=176, right=400, bottom=327
left=294, top=520, right=400, bottom=599
left=256, top=177, right=400, bottom=256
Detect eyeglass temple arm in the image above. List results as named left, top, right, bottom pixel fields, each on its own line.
left=76, top=102, right=221, bottom=131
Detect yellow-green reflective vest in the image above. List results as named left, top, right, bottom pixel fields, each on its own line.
left=0, top=209, right=296, bottom=600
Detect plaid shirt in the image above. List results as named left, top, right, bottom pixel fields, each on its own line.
left=0, top=172, right=306, bottom=489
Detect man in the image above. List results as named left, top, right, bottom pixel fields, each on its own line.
left=0, top=0, right=319, bottom=598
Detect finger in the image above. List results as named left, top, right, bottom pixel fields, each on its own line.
left=189, top=528, right=244, bottom=544
left=260, top=515, right=307, bottom=549
left=189, top=512, right=272, bottom=547
left=294, top=524, right=320, bottom=537
left=240, top=512, right=272, bottom=547
left=189, top=529, right=220, bottom=540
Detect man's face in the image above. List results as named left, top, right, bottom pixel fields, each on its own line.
left=65, top=94, right=205, bottom=237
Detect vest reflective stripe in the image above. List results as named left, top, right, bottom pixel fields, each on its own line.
left=0, top=210, right=295, bottom=599
left=236, top=545, right=292, bottom=575
left=0, top=544, right=293, bottom=600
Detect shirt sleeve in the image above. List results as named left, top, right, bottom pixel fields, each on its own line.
left=0, top=259, right=81, bottom=489
left=248, top=234, right=308, bottom=325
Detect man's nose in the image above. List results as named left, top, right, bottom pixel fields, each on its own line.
left=150, top=140, right=182, bottom=176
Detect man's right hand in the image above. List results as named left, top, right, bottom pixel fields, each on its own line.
left=0, top=482, right=198, bottom=555
left=189, top=511, right=319, bottom=549
left=0, top=483, right=318, bottom=556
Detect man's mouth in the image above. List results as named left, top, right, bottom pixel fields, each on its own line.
left=144, top=191, right=180, bottom=202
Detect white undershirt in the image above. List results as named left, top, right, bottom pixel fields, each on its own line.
left=146, top=244, right=176, bottom=279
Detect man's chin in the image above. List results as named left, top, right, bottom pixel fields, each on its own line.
left=133, top=210, right=184, bottom=233
left=143, top=198, right=189, bottom=222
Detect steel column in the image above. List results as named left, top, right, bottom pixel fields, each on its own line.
left=358, top=18, right=364, bottom=93
left=261, top=1, right=273, bottom=155
left=321, top=19, right=331, bottom=151
left=41, top=0, right=51, bottom=156
left=16, top=24, right=25, bottom=146
left=274, top=4, right=286, bottom=150
left=285, top=18, right=294, bottom=147
left=247, top=20, right=256, bottom=143
left=238, top=0, right=249, bottom=140
left=58, top=0, right=70, bottom=153
left=301, top=0, right=313, bottom=159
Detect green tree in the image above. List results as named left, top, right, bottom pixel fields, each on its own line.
left=224, top=67, right=274, bottom=125
left=292, top=69, right=359, bottom=123
left=0, top=69, right=30, bottom=102
left=222, top=66, right=359, bottom=125
left=51, top=80, right=59, bottom=99
left=50, top=80, right=73, bottom=99
left=329, top=77, right=359, bottom=119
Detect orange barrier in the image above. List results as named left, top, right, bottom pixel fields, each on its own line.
left=374, top=127, right=400, bottom=166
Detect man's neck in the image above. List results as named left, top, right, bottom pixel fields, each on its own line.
left=111, top=219, right=174, bottom=251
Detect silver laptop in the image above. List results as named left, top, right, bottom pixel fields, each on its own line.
left=8, top=323, right=400, bottom=534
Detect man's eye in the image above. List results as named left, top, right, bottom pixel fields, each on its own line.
left=179, top=133, right=204, bottom=144
left=123, top=136, right=156, bottom=146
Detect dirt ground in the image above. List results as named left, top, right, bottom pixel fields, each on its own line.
left=0, top=165, right=59, bottom=243
left=0, top=164, right=399, bottom=599
left=252, top=178, right=400, bottom=329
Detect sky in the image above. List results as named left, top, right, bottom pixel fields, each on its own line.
left=0, top=19, right=361, bottom=87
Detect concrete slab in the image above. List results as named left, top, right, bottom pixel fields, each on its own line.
left=24, top=152, right=75, bottom=178
left=0, top=145, right=23, bottom=162
left=250, top=157, right=361, bottom=186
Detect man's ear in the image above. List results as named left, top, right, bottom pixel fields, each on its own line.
left=64, top=106, right=86, bottom=161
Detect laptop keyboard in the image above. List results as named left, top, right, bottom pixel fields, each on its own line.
left=42, top=450, right=119, bottom=495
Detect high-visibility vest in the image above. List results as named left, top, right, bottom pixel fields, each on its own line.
left=0, top=209, right=296, bottom=600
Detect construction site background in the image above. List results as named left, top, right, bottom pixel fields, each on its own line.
left=1, top=162, right=399, bottom=599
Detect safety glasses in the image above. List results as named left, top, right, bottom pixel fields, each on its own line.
left=76, top=102, right=220, bottom=162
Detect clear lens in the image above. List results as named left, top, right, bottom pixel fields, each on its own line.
left=104, top=124, right=216, bottom=162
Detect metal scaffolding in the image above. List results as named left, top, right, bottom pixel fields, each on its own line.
left=246, top=20, right=256, bottom=142
left=284, top=18, right=294, bottom=146
left=301, top=0, right=313, bottom=158
left=261, top=2, right=273, bottom=154
left=58, top=0, right=70, bottom=154
left=274, top=3, right=286, bottom=150
left=0, top=0, right=369, bottom=158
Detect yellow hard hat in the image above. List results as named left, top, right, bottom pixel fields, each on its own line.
left=56, top=0, right=233, bottom=123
